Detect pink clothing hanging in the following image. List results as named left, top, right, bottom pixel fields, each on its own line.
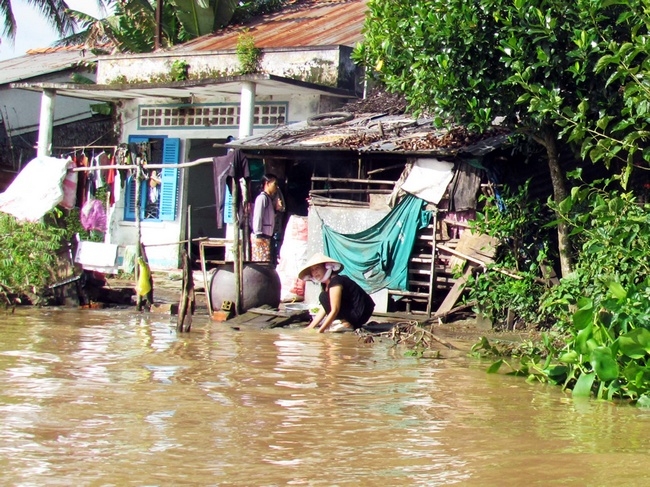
left=80, top=198, right=107, bottom=232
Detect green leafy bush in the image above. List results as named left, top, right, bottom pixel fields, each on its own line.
left=466, top=181, right=555, bottom=329
left=236, top=31, right=261, bottom=75
left=170, top=60, right=190, bottom=81
left=479, top=176, right=650, bottom=405
left=0, top=212, right=66, bottom=299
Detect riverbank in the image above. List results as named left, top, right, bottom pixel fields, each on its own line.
left=101, top=270, right=532, bottom=354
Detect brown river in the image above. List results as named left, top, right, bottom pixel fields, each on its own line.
left=1, top=308, right=649, bottom=486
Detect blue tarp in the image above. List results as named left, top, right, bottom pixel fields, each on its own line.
left=322, top=194, right=431, bottom=293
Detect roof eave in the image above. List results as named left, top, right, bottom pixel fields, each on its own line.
left=10, top=73, right=357, bottom=102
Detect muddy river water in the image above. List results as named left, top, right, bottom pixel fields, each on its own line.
left=1, top=308, right=649, bottom=486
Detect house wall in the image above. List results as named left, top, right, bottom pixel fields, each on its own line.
left=106, top=137, right=186, bottom=271
left=108, top=91, right=328, bottom=270
left=108, top=208, right=185, bottom=270
left=97, top=47, right=355, bottom=90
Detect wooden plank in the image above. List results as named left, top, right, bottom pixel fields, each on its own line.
left=438, top=244, right=531, bottom=282
left=229, top=311, right=263, bottom=324
left=247, top=307, right=293, bottom=318
left=447, top=231, right=498, bottom=270
left=438, top=244, right=487, bottom=268
left=228, top=312, right=279, bottom=329
left=370, top=311, right=429, bottom=324
left=436, top=266, right=472, bottom=315
left=236, top=306, right=310, bottom=328
left=388, top=290, right=430, bottom=298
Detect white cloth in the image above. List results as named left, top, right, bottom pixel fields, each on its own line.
left=92, top=152, right=107, bottom=189
left=0, top=156, right=71, bottom=221
left=400, top=158, right=455, bottom=204
left=74, top=241, right=119, bottom=273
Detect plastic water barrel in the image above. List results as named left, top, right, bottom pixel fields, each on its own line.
left=210, top=262, right=281, bottom=312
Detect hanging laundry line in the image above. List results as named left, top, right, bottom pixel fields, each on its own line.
left=69, top=157, right=214, bottom=172
left=52, top=145, right=117, bottom=150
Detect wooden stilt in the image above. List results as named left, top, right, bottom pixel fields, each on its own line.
left=177, top=250, right=195, bottom=332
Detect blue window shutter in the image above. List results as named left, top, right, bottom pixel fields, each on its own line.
left=123, top=175, right=148, bottom=221
left=124, top=175, right=137, bottom=221
left=223, top=183, right=233, bottom=224
left=159, top=138, right=180, bottom=221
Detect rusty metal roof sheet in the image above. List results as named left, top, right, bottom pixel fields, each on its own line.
left=229, top=113, right=511, bottom=157
left=173, top=0, right=368, bottom=52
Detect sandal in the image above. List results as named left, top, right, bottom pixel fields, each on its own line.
left=330, top=321, right=353, bottom=333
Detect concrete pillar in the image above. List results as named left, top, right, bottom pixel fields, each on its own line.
left=239, top=81, right=256, bottom=139
left=37, top=89, right=56, bottom=157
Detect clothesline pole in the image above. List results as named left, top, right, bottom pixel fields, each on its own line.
left=52, top=145, right=117, bottom=150
left=135, top=164, right=143, bottom=309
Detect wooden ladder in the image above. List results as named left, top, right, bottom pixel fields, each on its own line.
left=387, top=213, right=442, bottom=317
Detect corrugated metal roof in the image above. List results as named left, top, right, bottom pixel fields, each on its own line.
left=173, top=0, right=368, bottom=52
left=0, top=47, right=99, bottom=86
left=229, top=113, right=512, bottom=157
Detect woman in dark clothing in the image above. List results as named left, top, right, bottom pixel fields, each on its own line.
left=299, top=253, right=375, bottom=333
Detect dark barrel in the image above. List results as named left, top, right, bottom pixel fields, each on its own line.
left=209, top=262, right=281, bottom=312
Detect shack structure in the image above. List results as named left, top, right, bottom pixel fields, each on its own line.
left=227, top=112, right=515, bottom=317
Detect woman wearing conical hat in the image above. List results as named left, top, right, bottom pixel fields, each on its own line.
left=299, top=253, right=375, bottom=333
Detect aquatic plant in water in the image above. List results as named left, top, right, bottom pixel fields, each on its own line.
left=473, top=176, right=650, bottom=407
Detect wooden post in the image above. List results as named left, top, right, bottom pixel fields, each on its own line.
left=187, top=204, right=192, bottom=262
left=177, top=250, right=195, bottom=332
left=154, top=0, right=163, bottom=50
left=426, top=211, right=438, bottom=317
left=232, top=178, right=242, bottom=315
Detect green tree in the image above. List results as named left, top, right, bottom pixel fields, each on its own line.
left=64, top=0, right=286, bottom=53
left=556, top=1, right=650, bottom=182
left=354, top=0, right=636, bottom=278
left=0, top=0, right=110, bottom=44
left=65, top=0, right=227, bottom=52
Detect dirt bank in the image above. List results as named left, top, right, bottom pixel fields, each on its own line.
left=104, top=272, right=530, bottom=352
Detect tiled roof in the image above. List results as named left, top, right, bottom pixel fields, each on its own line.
left=172, top=0, right=368, bottom=52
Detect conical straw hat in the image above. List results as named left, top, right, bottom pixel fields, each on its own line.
left=298, top=252, right=343, bottom=280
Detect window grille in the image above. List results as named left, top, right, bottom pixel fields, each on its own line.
left=139, top=103, right=287, bottom=129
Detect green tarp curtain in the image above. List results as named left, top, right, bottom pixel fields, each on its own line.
left=322, top=194, right=431, bottom=293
